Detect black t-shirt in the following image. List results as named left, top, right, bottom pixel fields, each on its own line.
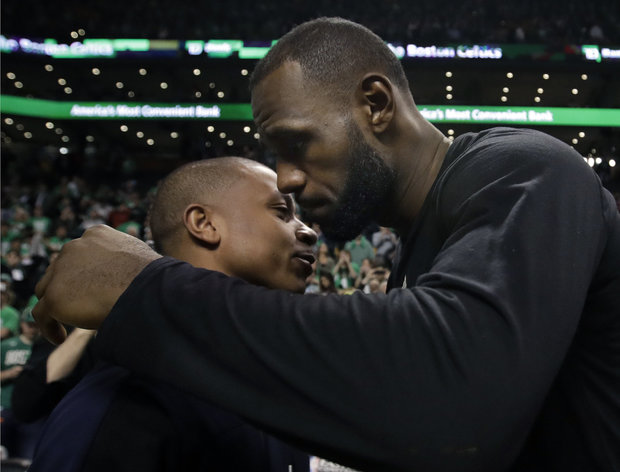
left=98, top=127, right=620, bottom=471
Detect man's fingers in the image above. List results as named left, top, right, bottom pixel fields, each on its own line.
left=32, top=297, right=67, bottom=345
left=35, top=258, right=56, bottom=299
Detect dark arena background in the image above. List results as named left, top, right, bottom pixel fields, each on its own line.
left=1, top=1, right=619, bottom=468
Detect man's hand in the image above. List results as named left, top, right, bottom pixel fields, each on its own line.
left=33, top=225, right=161, bottom=345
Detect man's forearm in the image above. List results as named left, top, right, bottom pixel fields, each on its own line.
left=33, top=225, right=161, bottom=344
left=96, top=257, right=579, bottom=471
left=46, top=328, right=96, bottom=383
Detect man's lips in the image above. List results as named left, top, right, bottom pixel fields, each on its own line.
left=293, top=251, right=316, bottom=265
left=292, top=251, right=316, bottom=277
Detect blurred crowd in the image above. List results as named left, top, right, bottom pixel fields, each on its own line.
left=2, top=0, right=619, bottom=45
left=1, top=0, right=620, bottom=463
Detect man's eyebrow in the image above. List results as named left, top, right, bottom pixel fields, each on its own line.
left=268, top=190, right=294, bottom=209
left=260, top=125, right=311, bottom=142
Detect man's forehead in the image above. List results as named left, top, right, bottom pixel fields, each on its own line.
left=253, top=61, right=305, bottom=96
left=251, top=180, right=296, bottom=210
left=221, top=167, right=276, bottom=204
left=251, top=62, right=314, bottom=126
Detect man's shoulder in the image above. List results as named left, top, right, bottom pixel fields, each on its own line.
left=441, top=127, right=588, bottom=190
left=450, top=127, right=573, bottom=164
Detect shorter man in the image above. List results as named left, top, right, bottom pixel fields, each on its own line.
left=30, top=157, right=316, bottom=471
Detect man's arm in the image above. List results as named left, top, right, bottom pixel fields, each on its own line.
left=33, top=225, right=161, bottom=344
left=32, top=146, right=609, bottom=471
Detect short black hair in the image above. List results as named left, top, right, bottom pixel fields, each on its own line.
left=250, top=17, right=409, bottom=101
left=149, top=157, right=255, bottom=255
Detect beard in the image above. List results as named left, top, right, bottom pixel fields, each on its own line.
left=317, top=122, right=396, bottom=242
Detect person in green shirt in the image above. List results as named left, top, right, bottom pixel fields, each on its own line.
left=1, top=307, right=40, bottom=458
left=332, top=249, right=359, bottom=291
left=0, top=310, right=38, bottom=408
left=1, top=284, right=20, bottom=340
left=28, top=206, right=52, bottom=237
left=343, top=234, right=375, bottom=267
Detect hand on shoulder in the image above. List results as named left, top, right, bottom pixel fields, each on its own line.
left=33, top=225, right=161, bottom=345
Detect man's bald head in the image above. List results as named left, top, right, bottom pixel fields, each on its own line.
left=149, top=157, right=261, bottom=255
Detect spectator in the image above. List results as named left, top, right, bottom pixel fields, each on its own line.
left=371, top=226, right=398, bottom=267
left=1, top=250, right=30, bottom=307
left=314, top=242, right=335, bottom=278
left=318, top=272, right=338, bottom=294
left=355, top=260, right=390, bottom=294
left=27, top=206, right=51, bottom=237
left=1, top=307, right=41, bottom=459
left=354, top=257, right=373, bottom=289
left=1, top=284, right=20, bottom=340
left=343, top=234, right=374, bottom=267
left=45, top=225, right=71, bottom=253
left=8, top=206, right=30, bottom=238
left=332, top=249, right=358, bottom=291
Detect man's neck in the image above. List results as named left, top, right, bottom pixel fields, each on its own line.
left=389, top=124, right=451, bottom=236
left=168, top=246, right=227, bottom=276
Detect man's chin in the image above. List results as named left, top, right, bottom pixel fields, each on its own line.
left=319, top=217, right=367, bottom=242
left=303, top=200, right=374, bottom=242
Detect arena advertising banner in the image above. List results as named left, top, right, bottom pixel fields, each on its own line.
left=2, top=95, right=619, bottom=127
left=2, top=35, right=619, bottom=62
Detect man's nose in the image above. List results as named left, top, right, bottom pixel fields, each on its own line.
left=296, top=222, right=318, bottom=246
left=276, top=161, right=306, bottom=195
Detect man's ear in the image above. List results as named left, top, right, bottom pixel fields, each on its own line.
left=183, top=204, right=221, bottom=245
left=358, top=73, right=395, bottom=134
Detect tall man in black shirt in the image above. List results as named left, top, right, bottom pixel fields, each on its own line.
left=33, top=18, right=620, bottom=472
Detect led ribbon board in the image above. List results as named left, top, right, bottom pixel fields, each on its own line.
left=0, top=96, right=253, bottom=120
left=2, top=36, right=619, bottom=62
left=2, top=96, right=619, bottom=127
